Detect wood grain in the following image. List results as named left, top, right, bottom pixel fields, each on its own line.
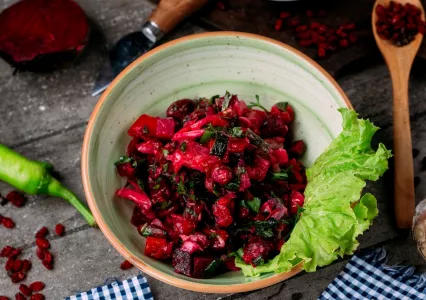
left=372, top=0, right=423, bottom=228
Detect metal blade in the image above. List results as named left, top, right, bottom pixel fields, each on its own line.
left=91, top=31, right=156, bottom=97
left=91, top=59, right=115, bottom=96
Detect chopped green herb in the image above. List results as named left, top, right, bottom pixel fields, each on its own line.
left=275, top=102, right=289, bottom=111
left=230, top=127, right=244, bottom=138
left=225, top=182, right=240, bottom=191
left=210, top=232, right=218, bottom=238
left=246, top=197, right=261, bottom=213
left=155, top=201, right=171, bottom=210
left=177, top=180, right=187, bottom=195
left=221, top=91, right=231, bottom=111
left=238, top=219, right=278, bottom=239
left=203, top=259, right=221, bottom=278
left=200, top=126, right=216, bottom=144
left=163, top=149, right=169, bottom=156
left=114, top=156, right=132, bottom=165
left=180, top=142, right=187, bottom=152
left=211, top=95, right=220, bottom=103
left=153, top=184, right=160, bottom=190
left=185, top=208, right=197, bottom=217
left=162, top=164, right=169, bottom=172
left=137, top=179, right=145, bottom=191
left=247, top=95, right=268, bottom=112
left=271, top=172, right=289, bottom=180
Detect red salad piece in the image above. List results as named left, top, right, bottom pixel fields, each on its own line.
left=115, top=93, right=308, bottom=279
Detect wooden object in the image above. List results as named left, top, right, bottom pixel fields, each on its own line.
left=150, top=0, right=209, bottom=33
left=372, top=0, right=423, bottom=229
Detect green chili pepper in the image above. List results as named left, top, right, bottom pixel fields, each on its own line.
left=0, top=144, right=96, bottom=227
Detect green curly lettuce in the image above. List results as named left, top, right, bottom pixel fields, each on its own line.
left=235, top=108, right=392, bottom=276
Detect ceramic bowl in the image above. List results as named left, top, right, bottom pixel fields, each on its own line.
left=82, top=32, right=352, bottom=293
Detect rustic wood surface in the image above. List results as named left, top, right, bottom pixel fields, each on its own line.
left=1, top=0, right=426, bottom=299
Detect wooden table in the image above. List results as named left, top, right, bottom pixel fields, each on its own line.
left=1, top=0, right=425, bottom=298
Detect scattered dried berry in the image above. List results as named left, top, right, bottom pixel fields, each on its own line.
left=12, top=259, right=22, bottom=272
left=274, top=19, right=283, bottom=31
left=5, top=257, right=14, bottom=271
left=19, top=283, right=32, bottom=296
left=30, top=294, right=45, bottom=300
left=36, top=248, right=45, bottom=260
left=35, top=227, right=48, bottom=239
left=29, top=281, right=45, bottom=292
left=35, top=238, right=50, bottom=250
left=21, top=260, right=32, bottom=272
left=6, top=191, right=26, bottom=207
left=216, top=1, right=225, bottom=11
left=55, top=223, right=65, bottom=236
left=0, top=245, right=14, bottom=257
left=120, top=260, right=134, bottom=270
left=11, top=271, right=26, bottom=283
left=0, top=297, right=10, bottom=300
left=41, top=260, right=53, bottom=270
left=2, top=217, right=15, bottom=228
left=14, top=293, right=25, bottom=300
left=42, top=251, right=53, bottom=265
left=9, top=248, right=22, bottom=259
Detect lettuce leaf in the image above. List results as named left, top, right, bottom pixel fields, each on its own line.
left=235, top=108, right=392, bottom=276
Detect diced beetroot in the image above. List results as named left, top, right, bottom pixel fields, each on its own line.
left=260, top=115, right=288, bottom=137
left=193, top=256, right=216, bottom=278
left=264, top=138, right=284, bottom=149
left=212, top=193, right=236, bottom=228
left=257, top=198, right=288, bottom=221
left=245, top=110, right=266, bottom=130
left=242, top=236, right=274, bottom=266
left=128, top=114, right=175, bottom=140
left=288, top=158, right=306, bottom=184
left=130, top=207, right=146, bottom=227
left=171, top=214, right=197, bottom=235
left=223, top=256, right=241, bottom=271
left=271, top=103, right=295, bottom=124
left=167, top=141, right=221, bottom=173
left=238, top=116, right=252, bottom=128
left=172, top=129, right=205, bottom=141
left=180, top=240, right=204, bottom=254
left=211, top=165, right=233, bottom=185
left=204, top=228, right=229, bottom=250
left=290, top=190, right=305, bottom=215
left=239, top=206, right=251, bottom=220
left=271, top=148, right=289, bottom=166
left=166, top=99, right=196, bottom=121
left=116, top=162, right=136, bottom=178
left=136, top=140, right=162, bottom=155
left=156, top=118, right=176, bottom=140
left=116, top=188, right=156, bottom=220
left=289, top=140, right=306, bottom=157
left=246, top=156, right=270, bottom=181
left=172, top=249, right=193, bottom=277
left=180, top=115, right=228, bottom=133
left=231, top=100, right=249, bottom=116
left=227, top=137, right=250, bottom=153
left=184, top=201, right=205, bottom=222
left=144, top=237, right=173, bottom=259
left=239, top=172, right=252, bottom=192
left=181, top=233, right=210, bottom=248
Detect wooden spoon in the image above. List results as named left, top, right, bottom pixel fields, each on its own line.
left=372, top=0, right=424, bottom=229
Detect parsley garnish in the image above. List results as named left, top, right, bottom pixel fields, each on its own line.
left=247, top=95, right=268, bottom=112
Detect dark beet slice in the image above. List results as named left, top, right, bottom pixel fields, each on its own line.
left=193, top=256, right=216, bottom=278
left=0, top=0, right=89, bottom=71
left=172, top=249, right=193, bottom=277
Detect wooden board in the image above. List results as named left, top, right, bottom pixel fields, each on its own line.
left=194, top=0, right=426, bottom=78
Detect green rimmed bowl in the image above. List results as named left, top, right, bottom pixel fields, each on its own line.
left=82, top=32, right=352, bottom=293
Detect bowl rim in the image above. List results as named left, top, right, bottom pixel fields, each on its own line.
left=81, top=31, right=352, bottom=293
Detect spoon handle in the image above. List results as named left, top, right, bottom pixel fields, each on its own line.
left=149, top=0, right=209, bottom=34
left=391, top=69, right=415, bottom=229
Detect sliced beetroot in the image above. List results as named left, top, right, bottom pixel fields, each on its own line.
left=193, top=256, right=215, bottom=278
left=172, top=249, right=193, bottom=277
left=128, top=114, right=175, bottom=140
left=289, top=140, right=306, bottom=157
left=0, top=0, right=89, bottom=71
left=0, top=245, right=14, bottom=257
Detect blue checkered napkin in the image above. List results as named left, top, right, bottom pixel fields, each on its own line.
left=319, top=248, right=426, bottom=300
left=65, top=275, right=154, bottom=300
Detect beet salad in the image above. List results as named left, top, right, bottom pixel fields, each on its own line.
left=115, top=92, right=307, bottom=278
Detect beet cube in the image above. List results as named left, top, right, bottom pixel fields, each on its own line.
left=172, top=249, right=193, bottom=277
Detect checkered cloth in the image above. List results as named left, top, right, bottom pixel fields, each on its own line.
left=319, top=248, right=426, bottom=300
left=65, top=275, right=153, bottom=300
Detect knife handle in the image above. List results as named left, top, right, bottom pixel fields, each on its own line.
left=149, top=0, right=209, bottom=34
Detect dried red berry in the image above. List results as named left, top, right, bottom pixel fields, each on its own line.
left=21, top=259, right=32, bottom=272
left=341, top=23, right=356, bottom=31
left=30, top=294, right=45, bottom=300
left=55, top=223, right=65, bottom=236
left=317, top=24, right=328, bottom=34
left=42, top=251, right=53, bottom=264
left=35, top=227, right=48, bottom=239
left=2, top=217, right=15, bottom=228
left=216, top=1, right=225, bottom=10
left=317, top=47, right=327, bottom=58
left=297, top=31, right=311, bottom=40
left=279, top=11, right=290, bottom=19
left=29, top=281, right=45, bottom=292
left=11, top=271, right=26, bottom=283
left=5, top=257, right=14, bottom=271
left=339, top=39, right=349, bottom=48
left=36, top=248, right=45, bottom=260
left=274, top=19, right=283, bottom=31
left=0, top=297, right=10, bottom=300
left=41, top=260, right=53, bottom=270
left=305, top=10, right=314, bottom=17
left=336, top=29, right=347, bottom=38
left=286, top=17, right=300, bottom=27
left=9, top=248, right=21, bottom=259
left=0, top=246, right=14, bottom=257
left=299, top=39, right=313, bottom=47
left=349, top=33, right=358, bottom=44
left=15, top=293, right=25, bottom=300
left=120, top=260, right=134, bottom=270
left=19, top=283, right=32, bottom=296
left=12, top=259, right=22, bottom=272
left=295, top=25, right=308, bottom=33
left=310, top=21, right=320, bottom=29
left=6, top=191, right=26, bottom=207
left=35, top=238, right=50, bottom=250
